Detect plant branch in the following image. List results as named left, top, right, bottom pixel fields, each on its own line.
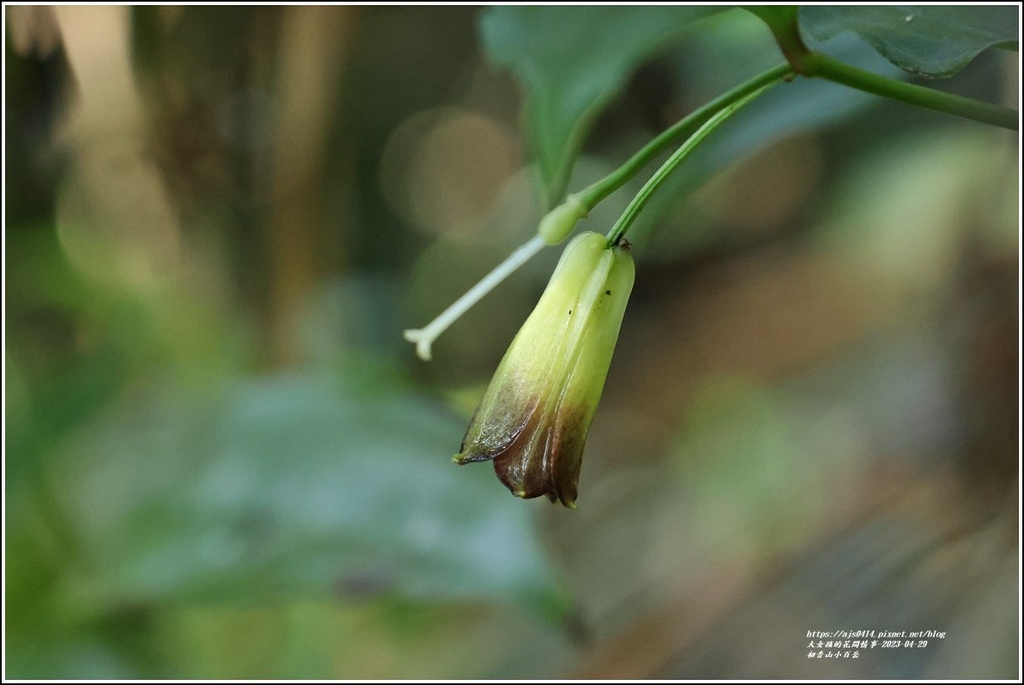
left=804, top=51, right=1018, bottom=131
left=605, top=77, right=784, bottom=248
left=575, top=62, right=795, bottom=212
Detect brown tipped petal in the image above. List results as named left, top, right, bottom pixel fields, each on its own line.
left=489, top=404, right=587, bottom=508
left=491, top=409, right=550, bottom=499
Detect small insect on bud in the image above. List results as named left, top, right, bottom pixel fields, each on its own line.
left=454, top=231, right=635, bottom=508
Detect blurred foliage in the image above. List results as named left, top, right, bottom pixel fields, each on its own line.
left=55, top=373, right=559, bottom=606
left=480, top=4, right=1017, bottom=205
left=479, top=5, right=724, bottom=205
left=4, top=5, right=1020, bottom=680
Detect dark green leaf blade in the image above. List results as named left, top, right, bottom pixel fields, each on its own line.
left=479, top=5, right=726, bottom=206
left=799, top=5, right=1019, bottom=77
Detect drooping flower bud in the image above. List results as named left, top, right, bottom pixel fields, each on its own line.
left=454, top=231, right=635, bottom=508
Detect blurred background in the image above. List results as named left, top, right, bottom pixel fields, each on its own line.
left=4, top=5, right=1019, bottom=679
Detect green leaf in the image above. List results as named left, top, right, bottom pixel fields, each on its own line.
left=5, top=635, right=144, bottom=680
left=479, top=5, right=726, bottom=206
left=799, top=5, right=1019, bottom=77
left=55, top=372, right=561, bottom=613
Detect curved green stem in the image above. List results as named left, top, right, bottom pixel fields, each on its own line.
left=605, top=77, right=784, bottom=248
left=574, top=63, right=794, bottom=213
left=751, top=7, right=1017, bottom=130
left=804, top=51, right=1018, bottom=131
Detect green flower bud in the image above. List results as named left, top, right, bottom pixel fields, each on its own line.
left=454, top=231, right=635, bottom=508
left=537, top=195, right=587, bottom=245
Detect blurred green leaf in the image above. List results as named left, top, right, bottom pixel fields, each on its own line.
left=479, top=5, right=726, bottom=206
left=799, top=5, right=1019, bottom=77
left=56, top=372, right=561, bottom=613
left=5, top=635, right=143, bottom=680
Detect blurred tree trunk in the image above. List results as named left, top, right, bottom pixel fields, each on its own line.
left=263, top=6, right=356, bottom=366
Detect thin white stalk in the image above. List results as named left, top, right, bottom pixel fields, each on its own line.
left=404, top=235, right=546, bottom=361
